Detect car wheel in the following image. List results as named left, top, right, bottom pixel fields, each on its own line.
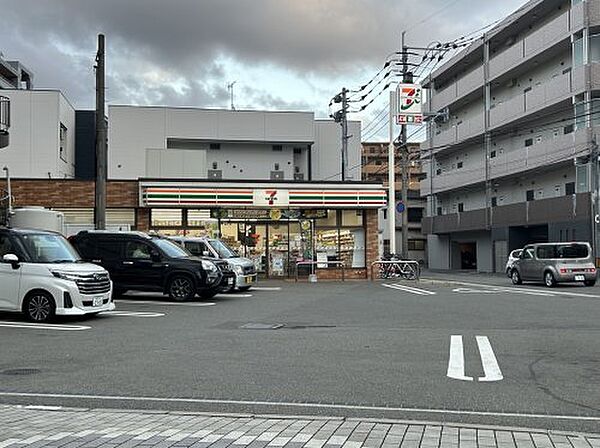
left=198, top=290, right=218, bottom=300
left=168, top=275, right=196, bottom=301
left=511, top=269, right=522, bottom=285
left=544, top=271, right=556, bottom=288
left=24, top=291, right=56, bottom=323
left=238, top=286, right=252, bottom=292
left=584, top=279, right=596, bottom=287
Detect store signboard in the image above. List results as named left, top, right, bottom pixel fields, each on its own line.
left=141, top=184, right=386, bottom=208
left=397, top=83, right=423, bottom=124
left=253, top=189, right=290, bottom=207
left=211, top=208, right=328, bottom=220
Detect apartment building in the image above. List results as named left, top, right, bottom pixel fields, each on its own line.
left=0, top=54, right=33, bottom=90
left=362, top=142, right=427, bottom=262
left=421, top=0, right=600, bottom=272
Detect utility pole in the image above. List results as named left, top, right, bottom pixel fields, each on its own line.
left=400, top=31, right=410, bottom=260
left=94, top=33, right=107, bottom=230
left=591, top=134, right=599, bottom=265
left=341, top=87, right=349, bottom=181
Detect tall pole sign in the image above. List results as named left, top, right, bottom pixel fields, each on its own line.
left=397, top=83, right=423, bottom=125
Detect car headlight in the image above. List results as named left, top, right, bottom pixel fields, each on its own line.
left=201, top=260, right=219, bottom=274
left=50, top=271, right=79, bottom=282
left=233, top=265, right=244, bottom=275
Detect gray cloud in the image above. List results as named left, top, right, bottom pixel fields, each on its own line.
left=0, top=0, right=526, bottom=113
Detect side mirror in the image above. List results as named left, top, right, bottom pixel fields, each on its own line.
left=3, top=254, right=20, bottom=269
left=202, top=250, right=211, bottom=257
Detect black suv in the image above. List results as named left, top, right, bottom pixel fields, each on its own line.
left=70, top=231, right=234, bottom=301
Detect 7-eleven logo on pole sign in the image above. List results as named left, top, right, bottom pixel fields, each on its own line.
left=397, top=83, right=423, bottom=125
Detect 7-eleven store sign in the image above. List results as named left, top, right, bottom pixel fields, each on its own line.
left=142, top=185, right=387, bottom=208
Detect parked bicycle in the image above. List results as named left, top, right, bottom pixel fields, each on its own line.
left=377, top=253, right=419, bottom=280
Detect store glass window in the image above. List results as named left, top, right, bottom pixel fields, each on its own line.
left=339, top=228, right=366, bottom=268
left=315, top=210, right=338, bottom=227
left=151, top=209, right=182, bottom=227
left=341, top=210, right=364, bottom=226
left=315, top=229, right=340, bottom=266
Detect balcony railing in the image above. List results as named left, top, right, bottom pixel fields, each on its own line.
left=422, top=193, right=591, bottom=234
left=0, top=96, right=9, bottom=149
left=489, top=11, right=571, bottom=81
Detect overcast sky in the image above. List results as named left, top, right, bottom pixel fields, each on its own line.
left=0, top=0, right=526, bottom=140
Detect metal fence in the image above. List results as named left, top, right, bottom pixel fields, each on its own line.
left=295, top=261, right=346, bottom=282
left=370, top=260, right=421, bottom=281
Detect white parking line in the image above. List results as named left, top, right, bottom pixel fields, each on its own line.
left=382, top=283, right=436, bottom=295
left=250, top=287, right=282, bottom=291
left=447, top=335, right=503, bottom=382
left=216, top=294, right=252, bottom=298
left=99, top=311, right=165, bottom=318
left=0, top=391, right=597, bottom=422
left=117, top=300, right=216, bottom=307
left=447, top=335, right=473, bottom=381
left=476, top=336, right=504, bottom=382
left=0, top=321, right=91, bottom=331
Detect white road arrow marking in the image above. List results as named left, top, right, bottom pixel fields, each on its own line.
left=476, top=336, right=504, bottom=382
left=382, top=283, right=436, bottom=295
left=447, top=335, right=473, bottom=381
left=447, top=335, right=503, bottom=382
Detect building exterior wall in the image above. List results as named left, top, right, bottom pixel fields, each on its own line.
left=0, top=90, right=75, bottom=179
left=420, top=0, right=600, bottom=271
left=313, top=120, right=361, bottom=181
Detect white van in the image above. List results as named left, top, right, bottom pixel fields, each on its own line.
left=0, top=228, right=115, bottom=322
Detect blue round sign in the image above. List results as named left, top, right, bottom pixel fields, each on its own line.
left=396, top=201, right=405, bottom=213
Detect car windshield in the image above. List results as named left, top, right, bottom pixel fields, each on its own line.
left=537, top=244, right=589, bottom=259
left=153, top=238, right=191, bottom=258
left=20, top=233, right=81, bottom=263
left=208, top=239, right=238, bottom=258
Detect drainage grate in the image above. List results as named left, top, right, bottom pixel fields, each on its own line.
left=240, top=323, right=284, bottom=330
left=1, top=368, right=41, bottom=376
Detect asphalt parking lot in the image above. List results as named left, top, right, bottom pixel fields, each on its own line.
left=0, top=278, right=599, bottom=434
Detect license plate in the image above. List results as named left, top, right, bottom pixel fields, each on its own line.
left=246, top=276, right=254, bottom=284
left=93, top=297, right=104, bottom=307
left=575, top=275, right=585, bottom=281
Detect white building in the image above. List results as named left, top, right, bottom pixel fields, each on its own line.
left=0, top=89, right=75, bottom=178
left=108, top=105, right=361, bottom=182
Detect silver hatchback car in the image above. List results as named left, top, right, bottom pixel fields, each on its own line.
left=511, top=242, right=597, bottom=287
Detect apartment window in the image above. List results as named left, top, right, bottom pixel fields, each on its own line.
left=564, top=124, right=574, bottom=134
left=209, top=143, right=221, bottom=150
left=526, top=189, right=535, bottom=201
left=565, top=182, right=576, bottom=195
left=525, top=138, right=533, bottom=147
left=437, top=207, right=443, bottom=216
left=490, top=150, right=496, bottom=158
left=591, top=34, right=600, bottom=63
left=491, top=197, right=497, bottom=207
left=457, top=162, right=463, bottom=169
left=407, top=239, right=426, bottom=251
left=575, top=101, right=586, bottom=130
left=576, top=164, right=589, bottom=192
left=458, top=203, right=464, bottom=213
left=272, top=145, right=283, bottom=152
left=59, top=123, right=68, bottom=162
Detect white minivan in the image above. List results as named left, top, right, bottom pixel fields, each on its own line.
left=0, top=228, right=115, bottom=322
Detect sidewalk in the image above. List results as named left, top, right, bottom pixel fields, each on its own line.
left=0, top=405, right=598, bottom=448
left=418, top=269, right=515, bottom=287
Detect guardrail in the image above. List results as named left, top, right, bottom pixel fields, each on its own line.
left=370, top=260, right=421, bottom=281
left=295, top=261, right=346, bottom=282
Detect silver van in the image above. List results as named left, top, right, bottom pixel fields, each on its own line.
left=510, top=242, right=597, bottom=287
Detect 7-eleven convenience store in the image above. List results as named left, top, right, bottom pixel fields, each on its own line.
left=140, top=180, right=386, bottom=279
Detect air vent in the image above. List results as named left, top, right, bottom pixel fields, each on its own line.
left=208, top=170, right=222, bottom=179
left=270, top=171, right=284, bottom=180
left=294, top=173, right=304, bottom=180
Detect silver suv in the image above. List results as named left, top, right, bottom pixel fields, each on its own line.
left=510, top=242, right=597, bottom=287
